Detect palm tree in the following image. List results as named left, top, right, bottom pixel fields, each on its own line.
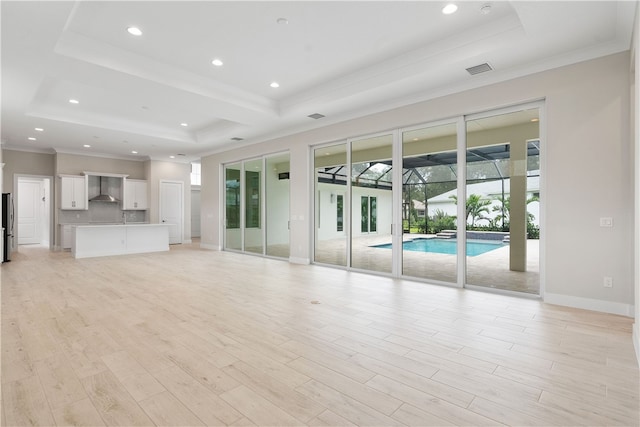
left=449, top=194, right=492, bottom=227
left=493, top=195, right=539, bottom=228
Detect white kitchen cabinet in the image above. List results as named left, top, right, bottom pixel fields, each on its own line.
left=60, top=175, right=88, bottom=210
left=60, top=225, right=72, bottom=249
left=123, top=179, right=148, bottom=210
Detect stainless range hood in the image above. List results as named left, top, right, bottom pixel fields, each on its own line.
left=89, top=176, right=120, bottom=203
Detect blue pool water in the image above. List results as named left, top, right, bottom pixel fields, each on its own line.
left=374, top=238, right=504, bottom=256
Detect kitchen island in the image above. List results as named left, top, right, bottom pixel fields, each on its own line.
left=71, top=223, right=170, bottom=259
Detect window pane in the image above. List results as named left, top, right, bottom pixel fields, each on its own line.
left=351, top=134, right=393, bottom=273
left=266, top=153, right=290, bottom=258
left=402, top=122, right=457, bottom=284
left=465, top=108, right=540, bottom=294
left=369, top=197, right=377, bottom=232
left=224, top=163, right=242, bottom=251
left=244, top=158, right=263, bottom=254
left=314, top=143, right=348, bottom=266
left=361, top=196, right=369, bottom=233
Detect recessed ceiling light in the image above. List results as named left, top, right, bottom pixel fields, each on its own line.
left=180, top=123, right=188, bottom=127
left=127, top=26, right=142, bottom=36
left=270, top=82, right=280, bottom=88
left=131, top=150, right=138, bottom=154
left=69, top=99, right=79, bottom=104
left=28, top=137, right=36, bottom=141
left=83, top=144, right=91, bottom=148
left=169, top=155, right=175, bottom=159
left=211, top=58, right=223, bottom=67
left=531, top=118, right=540, bottom=122
left=442, top=3, right=458, bottom=14
left=480, top=4, right=492, bottom=15
left=34, top=127, right=44, bottom=132
left=276, top=17, right=289, bottom=25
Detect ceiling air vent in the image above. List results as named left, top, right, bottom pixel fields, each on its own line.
left=307, top=113, right=325, bottom=120
left=231, top=137, right=244, bottom=141
left=466, top=63, right=493, bottom=75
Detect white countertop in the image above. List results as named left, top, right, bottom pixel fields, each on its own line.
left=75, top=223, right=162, bottom=228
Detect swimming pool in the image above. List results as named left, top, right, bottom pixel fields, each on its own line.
left=374, top=238, right=505, bottom=256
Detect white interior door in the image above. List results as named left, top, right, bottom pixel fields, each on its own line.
left=160, top=180, right=184, bottom=244
left=17, top=179, right=42, bottom=245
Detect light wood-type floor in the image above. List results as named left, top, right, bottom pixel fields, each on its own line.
left=2, top=242, right=638, bottom=426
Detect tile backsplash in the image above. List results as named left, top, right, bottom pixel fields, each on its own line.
left=59, top=203, right=146, bottom=224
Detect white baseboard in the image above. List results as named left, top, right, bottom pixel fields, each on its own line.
left=289, top=257, right=310, bottom=265
left=200, top=243, right=221, bottom=250
left=544, top=292, right=634, bottom=317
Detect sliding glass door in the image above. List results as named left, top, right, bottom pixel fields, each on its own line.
left=266, top=153, right=290, bottom=258
left=224, top=163, right=242, bottom=251
left=311, top=103, right=541, bottom=295
left=465, top=108, right=540, bottom=294
left=401, top=122, right=458, bottom=284
left=314, top=143, right=348, bottom=266
left=350, top=134, right=393, bottom=274
left=223, top=153, right=290, bottom=258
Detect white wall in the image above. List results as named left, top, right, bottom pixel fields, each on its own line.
left=202, top=52, right=634, bottom=315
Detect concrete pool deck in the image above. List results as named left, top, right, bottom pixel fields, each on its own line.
left=315, top=234, right=540, bottom=294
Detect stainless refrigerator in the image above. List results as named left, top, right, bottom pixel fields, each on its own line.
left=2, top=193, right=14, bottom=262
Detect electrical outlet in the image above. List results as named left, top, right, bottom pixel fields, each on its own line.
left=603, top=277, right=613, bottom=288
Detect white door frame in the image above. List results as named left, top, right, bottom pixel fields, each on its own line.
left=159, top=180, right=184, bottom=244
left=13, top=174, right=53, bottom=251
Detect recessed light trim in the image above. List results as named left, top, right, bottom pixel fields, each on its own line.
left=211, top=58, right=223, bottom=67
left=35, top=127, right=44, bottom=132
left=127, top=26, right=142, bottom=36
left=69, top=99, right=79, bottom=104
left=169, top=155, right=175, bottom=159
left=180, top=123, right=188, bottom=127
left=28, top=137, right=36, bottom=141
left=442, top=3, right=458, bottom=14
left=531, top=118, right=540, bottom=122
left=131, top=150, right=138, bottom=154
left=276, top=17, right=289, bottom=25
left=270, top=82, right=280, bottom=88
left=83, top=144, right=91, bottom=148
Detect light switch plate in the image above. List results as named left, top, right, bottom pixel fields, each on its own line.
left=599, top=217, right=613, bottom=227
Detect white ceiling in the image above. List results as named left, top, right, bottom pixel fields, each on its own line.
left=1, top=1, right=636, bottom=163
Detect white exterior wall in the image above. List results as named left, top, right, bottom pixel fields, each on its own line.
left=316, top=183, right=392, bottom=241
